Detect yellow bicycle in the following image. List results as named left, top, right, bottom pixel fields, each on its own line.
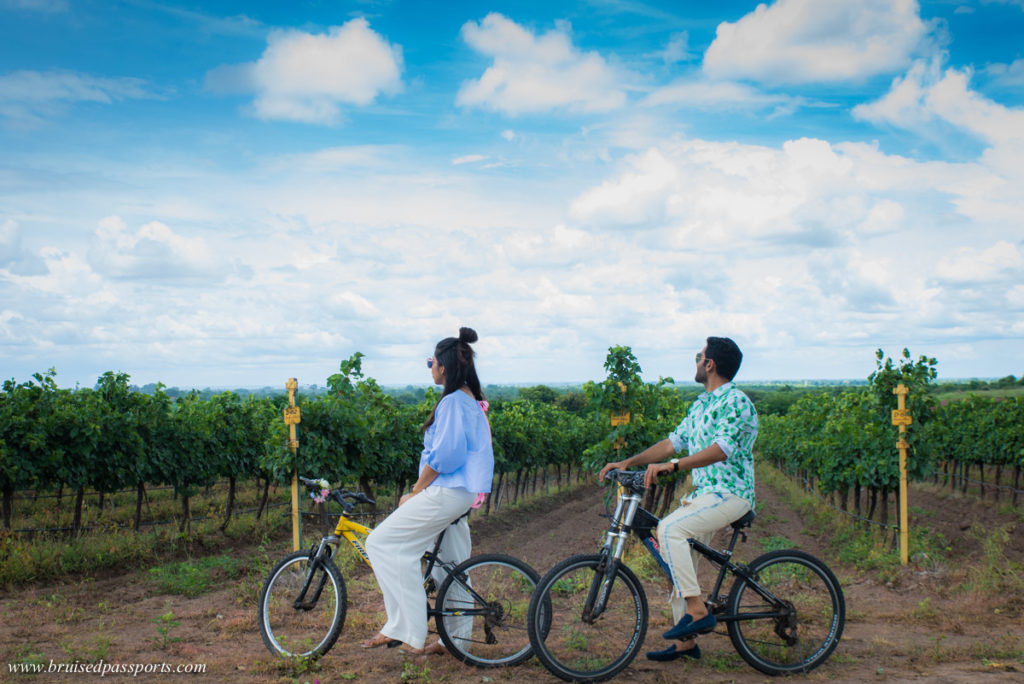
left=258, top=476, right=542, bottom=668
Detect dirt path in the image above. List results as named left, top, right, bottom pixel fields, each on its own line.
left=1, top=474, right=1021, bottom=683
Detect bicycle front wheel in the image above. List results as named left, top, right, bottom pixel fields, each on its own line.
left=435, top=553, right=540, bottom=668
left=726, top=549, right=845, bottom=676
left=259, top=550, right=347, bottom=658
left=527, top=554, right=648, bottom=683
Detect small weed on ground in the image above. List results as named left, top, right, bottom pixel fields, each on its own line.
left=400, top=661, right=431, bottom=681
left=151, top=611, right=182, bottom=650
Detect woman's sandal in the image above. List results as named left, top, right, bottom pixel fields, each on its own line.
left=361, top=633, right=393, bottom=649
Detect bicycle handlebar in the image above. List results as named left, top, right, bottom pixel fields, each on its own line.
left=603, top=468, right=647, bottom=494
left=298, top=475, right=377, bottom=510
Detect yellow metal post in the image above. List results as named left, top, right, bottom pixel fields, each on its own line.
left=891, top=384, right=911, bottom=565
left=284, top=378, right=302, bottom=552
left=611, top=382, right=629, bottom=456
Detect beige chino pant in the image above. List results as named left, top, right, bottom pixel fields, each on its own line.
left=656, top=491, right=751, bottom=623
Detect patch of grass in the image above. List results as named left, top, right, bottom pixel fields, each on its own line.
left=758, top=535, right=793, bottom=553
left=270, top=653, right=322, bottom=679
left=911, top=597, right=941, bottom=621
left=624, top=540, right=664, bottom=582
left=400, top=661, right=431, bottom=681
left=149, top=553, right=242, bottom=597
left=0, top=511, right=288, bottom=586
left=756, top=461, right=949, bottom=581
left=912, top=633, right=1024, bottom=666
left=700, top=649, right=745, bottom=672
left=963, top=523, right=1023, bottom=596
left=10, top=644, right=47, bottom=668
left=60, top=631, right=111, bottom=662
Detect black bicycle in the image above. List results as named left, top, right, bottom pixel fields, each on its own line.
left=258, top=476, right=541, bottom=668
left=526, top=469, right=845, bottom=682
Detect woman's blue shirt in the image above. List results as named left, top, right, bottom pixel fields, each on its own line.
left=419, top=390, right=494, bottom=493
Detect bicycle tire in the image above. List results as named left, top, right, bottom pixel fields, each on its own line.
left=259, top=550, right=347, bottom=658
left=726, top=549, right=845, bottom=676
left=527, top=554, right=648, bottom=683
left=435, top=553, right=541, bottom=668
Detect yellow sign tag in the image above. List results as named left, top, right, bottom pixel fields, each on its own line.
left=610, top=411, right=631, bottom=426
left=283, top=406, right=302, bottom=425
left=891, top=409, right=912, bottom=426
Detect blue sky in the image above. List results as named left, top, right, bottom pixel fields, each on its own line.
left=2, top=0, right=1023, bottom=389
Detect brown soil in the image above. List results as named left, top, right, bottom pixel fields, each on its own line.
left=1, top=475, right=1021, bottom=684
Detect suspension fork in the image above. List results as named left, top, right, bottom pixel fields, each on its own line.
left=583, top=493, right=640, bottom=622
left=292, top=540, right=333, bottom=610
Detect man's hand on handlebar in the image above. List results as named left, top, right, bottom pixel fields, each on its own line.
left=599, top=460, right=627, bottom=482
left=643, top=462, right=676, bottom=488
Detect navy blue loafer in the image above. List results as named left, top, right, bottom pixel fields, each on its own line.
left=646, top=643, right=701, bottom=662
left=662, top=613, right=716, bottom=640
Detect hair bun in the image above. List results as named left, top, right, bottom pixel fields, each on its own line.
left=458, top=327, right=478, bottom=344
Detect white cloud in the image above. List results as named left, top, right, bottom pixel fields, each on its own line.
left=855, top=60, right=1024, bottom=145
left=205, top=18, right=403, bottom=125
left=644, top=79, right=805, bottom=114
left=456, top=13, right=628, bottom=115
left=0, top=69, right=152, bottom=126
left=702, top=0, right=930, bottom=84
left=655, top=32, right=693, bottom=64
left=88, top=216, right=222, bottom=280
left=452, top=154, right=487, bottom=165
left=983, top=58, right=1024, bottom=87
left=0, top=218, right=19, bottom=263
left=935, top=241, right=1023, bottom=282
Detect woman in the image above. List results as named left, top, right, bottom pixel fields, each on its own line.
left=362, top=327, right=494, bottom=655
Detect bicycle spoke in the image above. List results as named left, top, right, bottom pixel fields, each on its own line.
left=260, top=553, right=345, bottom=658
left=436, top=555, right=538, bottom=668
left=727, top=551, right=844, bottom=675
left=529, top=555, right=647, bottom=682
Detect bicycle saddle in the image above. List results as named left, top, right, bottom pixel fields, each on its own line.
left=730, top=509, right=756, bottom=530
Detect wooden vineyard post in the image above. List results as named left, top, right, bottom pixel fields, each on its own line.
left=284, top=378, right=302, bottom=552
left=892, top=383, right=911, bottom=565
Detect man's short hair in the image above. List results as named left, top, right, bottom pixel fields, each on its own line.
left=706, top=337, right=742, bottom=381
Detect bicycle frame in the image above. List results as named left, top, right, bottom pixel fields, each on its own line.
left=297, top=495, right=491, bottom=623
left=597, top=472, right=793, bottom=628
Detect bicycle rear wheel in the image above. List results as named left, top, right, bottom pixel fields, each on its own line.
left=726, top=549, right=845, bottom=676
left=527, top=554, right=647, bottom=683
left=259, top=550, right=347, bottom=658
left=435, top=553, right=540, bottom=668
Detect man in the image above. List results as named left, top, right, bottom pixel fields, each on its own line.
left=599, top=336, right=758, bottom=662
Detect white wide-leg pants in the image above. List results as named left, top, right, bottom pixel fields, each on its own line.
left=365, top=486, right=475, bottom=648
left=656, top=491, right=751, bottom=623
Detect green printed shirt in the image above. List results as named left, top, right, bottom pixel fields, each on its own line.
left=667, top=382, right=759, bottom=506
